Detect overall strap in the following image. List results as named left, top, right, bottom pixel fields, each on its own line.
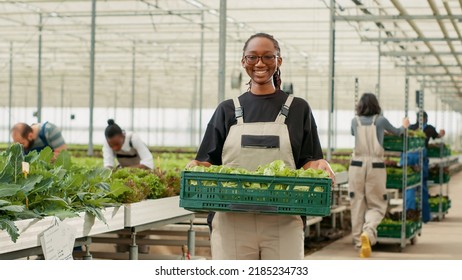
left=128, top=133, right=133, bottom=148
left=38, top=122, right=50, bottom=147
left=372, top=114, right=378, bottom=125
left=275, top=95, right=294, bottom=124
left=233, top=97, right=244, bottom=124
left=355, top=116, right=362, bottom=127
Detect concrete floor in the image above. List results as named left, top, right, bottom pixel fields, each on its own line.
left=306, top=169, right=462, bottom=260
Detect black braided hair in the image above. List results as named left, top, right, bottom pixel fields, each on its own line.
left=105, top=119, right=123, bottom=139
left=243, top=33, right=282, bottom=91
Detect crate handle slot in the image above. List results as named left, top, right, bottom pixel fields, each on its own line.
left=229, top=204, right=277, bottom=212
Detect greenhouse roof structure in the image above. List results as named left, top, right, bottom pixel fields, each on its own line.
left=0, top=0, right=461, bottom=114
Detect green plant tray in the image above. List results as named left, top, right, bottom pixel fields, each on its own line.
left=377, top=222, right=416, bottom=238
left=430, top=201, right=450, bottom=213
left=386, top=173, right=421, bottom=189
left=429, top=173, right=450, bottom=183
left=427, top=147, right=451, bottom=158
left=383, top=135, right=425, bottom=151
left=429, top=196, right=451, bottom=213
left=179, top=171, right=332, bottom=216
left=416, top=221, right=422, bottom=231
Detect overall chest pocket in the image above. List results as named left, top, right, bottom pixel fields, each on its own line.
left=241, top=135, right=280, bottom=149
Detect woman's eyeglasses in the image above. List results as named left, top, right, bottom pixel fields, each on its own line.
left=243, top=55, right=278, bottom=65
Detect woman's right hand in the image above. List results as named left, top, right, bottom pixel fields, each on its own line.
left=402, top=117, right=410, bottom=129
left=186, top=160, right=212, bottom=169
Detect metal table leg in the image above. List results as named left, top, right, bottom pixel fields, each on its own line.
left=187, top=219, right=195, bottom=256
left=129, top=231, right=138, bottom=260
left=331, top=213, right=337, bottom=229
left=83, top=237, right=93, bottom=260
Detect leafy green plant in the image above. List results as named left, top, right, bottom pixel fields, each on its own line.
left=186, top=160, right=330, bottom=192
left=0, top=144, right=122, bottom=242
left=110, top=168, right=167, bottom=203
left=329, top=163, right=347, bottom=173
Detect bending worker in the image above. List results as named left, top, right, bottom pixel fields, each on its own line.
left=11, top=122, right=67, bottom=157
left=103, top=119, right=153, bottom=254
left=349, top=93, right=409, bottom=258
left=187, top=33, right=334, bottom=260
left=103, top=119, right=154, bottom=170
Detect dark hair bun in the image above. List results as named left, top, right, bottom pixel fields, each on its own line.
left=107, top=119, right=115, bottom=125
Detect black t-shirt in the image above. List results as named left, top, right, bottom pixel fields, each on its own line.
left=195, top=90, right=324, bottom=169
left=409, top=123, right=439, bottom=147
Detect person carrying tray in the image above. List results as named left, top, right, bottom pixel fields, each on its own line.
left=187, top=33, right=334, bottom=260
left=349, top=93, right=409, bottom=258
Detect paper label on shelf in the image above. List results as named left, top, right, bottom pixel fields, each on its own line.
left=22, top=162, right=30, bottom=175
left=39, top=218, right=76, bottom=260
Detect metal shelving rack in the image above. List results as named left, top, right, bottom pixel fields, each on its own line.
left=428, top=144, right=453, bottom=221
left=377, top=77, right=423, bottom=251
left=378, top=133, right=423, bottom=251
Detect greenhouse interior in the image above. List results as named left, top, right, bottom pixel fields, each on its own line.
left=1, top=0, right=461, bottom=261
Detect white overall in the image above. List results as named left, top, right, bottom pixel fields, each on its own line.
left=348, top=115, right=388, bottom=247
left=210, top=95, right=305, bottom=260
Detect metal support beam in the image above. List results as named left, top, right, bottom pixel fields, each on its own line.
left=191, top=66, right=198, bottom=146
left=37, top=14, right=43, bottom=123
left=363, top=37, right=462, bottom=42
left=418, top=81, right=425, bottom=129
left=88, top=0, right=96, bottom=156
left=131, top=42, right=136, bottom=131
left=147, top=75, right=151, bottom=146
left=304, top=57, right=309, bottom=100
left=60, top=76, right=64, bottom=128
left=420, top=80, right=462, bottom=85
left=381, top=51, right=462, bottom=56
left=199, top=10, right=205, bottom=145
left=327, top=0, right=335, bottom=161
left=217, top=0, right=227, bottom=103
left=335, top=15, right=462, bottom=21
left=113, top=84, right=118, bottom=119
left=376, top=29, right=381, bottom=100
left=424, top=86, right=461, bottom=89
left=8, top=42, right=13, bottom=145
left=396, top=64, right=461, bottom=68
left=404, top=77, right=409, bottom=117
left=354, top=77, right=359, bottom=106
left=406, top=73, right=462, bottom=77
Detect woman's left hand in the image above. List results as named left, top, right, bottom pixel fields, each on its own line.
left=304, top=159, right=336, bottom=184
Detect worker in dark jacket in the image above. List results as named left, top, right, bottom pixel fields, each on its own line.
left=407, top=111, right=445, bottom=223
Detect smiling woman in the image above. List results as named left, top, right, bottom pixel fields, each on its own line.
left=186, top=32, right=334, bottom=260
left=241, top=33, right=282, bottom=94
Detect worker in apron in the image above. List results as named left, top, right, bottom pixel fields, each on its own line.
left=11, top=122, right=67, bottom=158
left=103, top=119, right=154, bottom=253
left=111, top=134, right=142, bottom=168
left=349, top=93, right=409, bottom=258
left=349, top=115, right=387, bottom=258
left=188, top=33, right=334, bottom=260
left=103, top=119, right=154, bottom=170
left=211, top=95, right=304, bottom=259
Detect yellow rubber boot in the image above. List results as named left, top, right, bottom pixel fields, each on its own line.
left=359, top=233, right=371, bottom=258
